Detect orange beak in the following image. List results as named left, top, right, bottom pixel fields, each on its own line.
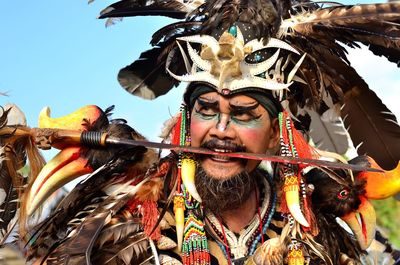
left=341, top=197, right=376, bottom=250
left=357, top=156, right=400, bottom=199
left=26, top=146, right=93, bottom=215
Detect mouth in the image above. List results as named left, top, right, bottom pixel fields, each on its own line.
left=201, top=140, right=246, bottom=163
left=209, top=148, right=237, bottom=162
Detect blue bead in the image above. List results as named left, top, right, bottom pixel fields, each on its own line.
left=228, top=25, right=237, bottom=37
left=255, top=54, right=261, bottom=62
left=248, top=193, right=277, bottom=256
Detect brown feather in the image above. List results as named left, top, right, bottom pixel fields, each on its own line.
left=40, top=176, right=147, bottom=264
left=0, top=105, right=45, bottom=243
left=93, top=232, right=150, bottom=265
left=45, top=212, right=111, bottom=265
left=96, top=210, right=142, bottom=248
left=287, top=3, right=400, bottom=65
left=196, top=0, right=287, bottom=38
left=135, top=178, right=163, bottom=202
left=342, top=86, right=400, bottom=170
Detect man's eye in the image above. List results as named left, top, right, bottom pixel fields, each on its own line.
left=232, top=113, right=252, bottom=121
left=232, top=112, right=259, bottom=122
left=195, top=107, right=217, bottom=117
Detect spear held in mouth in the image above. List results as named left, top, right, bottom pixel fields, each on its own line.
left=6, top=127, right=379, bottom=173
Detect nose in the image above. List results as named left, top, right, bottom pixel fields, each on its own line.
left=209, top=113, right=236, bottom=140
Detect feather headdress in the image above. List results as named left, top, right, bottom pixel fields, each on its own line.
left=98, top=0, right=400, bottom=169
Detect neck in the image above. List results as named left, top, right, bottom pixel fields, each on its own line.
left=219, top=186, right=259, bottom=233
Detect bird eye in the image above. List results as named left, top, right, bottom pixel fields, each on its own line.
left=337, top=188, right=349, bottom=200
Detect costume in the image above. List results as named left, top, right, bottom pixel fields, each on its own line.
left=0, top=0, right=400, bottom=264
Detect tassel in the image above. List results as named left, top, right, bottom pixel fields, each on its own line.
left=172, top=104, right=209, bottom=263
left=280, top=111, right=315, bottom=161
left=285, top=112, right=317, bottom=162
left=181, top=195, right=210, bottom=265
left=174, top=194, right=185, bottom=252
left=141, top=200, right=161, bottom=240
left=171, top=112, right=182, bottom=145
left=278, top=111, right=312, bottom=228
left=126, top=198, right=140, bottom=214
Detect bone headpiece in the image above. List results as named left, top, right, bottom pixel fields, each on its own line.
left=167, top=24, right=306, bottom=98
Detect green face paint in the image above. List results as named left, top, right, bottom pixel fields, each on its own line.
left=194, top=107, right=263, bottom=129
left=230, top=115, right=263, bottom=128
left=193, top=109, right=219, bottom=121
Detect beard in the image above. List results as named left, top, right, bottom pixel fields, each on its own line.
left=195, top=165, right=257, bottom=213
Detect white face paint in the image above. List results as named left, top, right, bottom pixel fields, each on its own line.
left=216, top=113, right=230, bottom=132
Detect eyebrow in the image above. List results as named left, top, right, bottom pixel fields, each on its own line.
left=229, top=102, right=259, bottom=112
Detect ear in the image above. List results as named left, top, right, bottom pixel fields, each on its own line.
left=267, top=117, right=280, bottom=149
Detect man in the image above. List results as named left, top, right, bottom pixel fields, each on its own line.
left=183, top=87, right=284, bottom=263
left=2, top=0, right=400, bottom=265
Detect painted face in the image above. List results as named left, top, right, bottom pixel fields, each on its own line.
left=190, top=91, right=280, bottom=180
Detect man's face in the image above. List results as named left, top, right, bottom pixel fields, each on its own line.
left=190, top=91, right=279, bottom=180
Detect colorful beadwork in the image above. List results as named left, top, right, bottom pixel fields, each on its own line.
left=181, top=186, right=210, bottom=265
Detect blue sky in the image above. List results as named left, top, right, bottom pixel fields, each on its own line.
left=1, top=0, right=183, bottom=142
left=1, top=0, right=399, bottom=158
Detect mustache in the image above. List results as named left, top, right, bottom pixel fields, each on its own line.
left=200, top=139, right=246, bottom=152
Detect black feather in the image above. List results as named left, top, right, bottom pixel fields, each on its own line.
left=99, top=0, right=192, bottom=20
left=342, top=86, right=400, bottom=170
left=195, top=0, right=288, bottom=38
left=118, top=45, right=186, bottom=99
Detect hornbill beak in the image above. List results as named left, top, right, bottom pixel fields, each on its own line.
left=340, top=197, right=376, bottom=250
left=340, top=156, right=399, bottom=250
left=356, top=156, right=400, bottom=199
left=26, top=146, right=93, bottom=215
left=38, top=105, right=103, bottom=132
left=26, top=105, right=105, bottom=215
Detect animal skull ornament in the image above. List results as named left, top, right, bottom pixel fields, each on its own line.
left=167, top=26, right=306, bottom=94
left=200, top=31, right=252, bottom=88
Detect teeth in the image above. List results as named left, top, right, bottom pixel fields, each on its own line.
left=212, top=155, right=231, bottom=161
left=213, top=148, right=231, bottom=153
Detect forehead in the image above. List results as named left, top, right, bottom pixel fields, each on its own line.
left=196, top=92, right=258, bottom=106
